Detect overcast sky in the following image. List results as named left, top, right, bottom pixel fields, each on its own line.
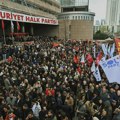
left=89, top=0, right=107, bottom=21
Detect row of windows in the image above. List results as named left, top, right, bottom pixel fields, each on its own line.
left=60, top=0, right=89, bottom=7
left=59, top=15, right=94, bottom=21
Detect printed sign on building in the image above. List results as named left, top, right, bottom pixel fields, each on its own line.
left=0, top=10, right=58, bottom=25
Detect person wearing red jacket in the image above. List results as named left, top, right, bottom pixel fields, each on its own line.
left=5, top=111, right=16, bottom=120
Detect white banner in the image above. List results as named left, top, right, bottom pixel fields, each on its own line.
left=0, top=10, right=58, bottom=25
left=99, top=55, right=120, bottom=84
left=93, top=66, right=101, bottom=81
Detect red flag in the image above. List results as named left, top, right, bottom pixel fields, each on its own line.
left=96, top=51, right=103, bottom=65
left=86, top=53, right=93, bottom=65
left=17, top=21, right=20, bottom=31
left=73, top=55, right=79, bottom=64
left=77, top=66, right=81, bottom=74
left=1, top=20, right=4, bottom=31
left=52, top=42, right=60, bottom=47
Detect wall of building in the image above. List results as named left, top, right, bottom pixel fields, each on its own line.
left=34, top=24, right=59, bottom=37
left=59, top=20, right=94, bottom=40
left=0, top=0, right=61, bottom=19
left=106, top=0, right=120, bottom=33
left=0, top=0, right=60, bottom=37
left=0, top=20, right=59, bottom=37
left=58, top=11, right=94, bottom=40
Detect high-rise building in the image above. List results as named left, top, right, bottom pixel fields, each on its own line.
left=0, top=0, right=61, bottom=36
left=106, top=0, right=120, bottom=33
left=58, top=0, right=95, bottom=40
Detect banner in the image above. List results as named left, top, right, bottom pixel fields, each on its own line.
left=99, top=55, right=120, bottom=84
left=93, top=66, right=101, bottom=81
left=0, top=10, right=58, bottom=25
left=115, top=38, right=120, bottom=55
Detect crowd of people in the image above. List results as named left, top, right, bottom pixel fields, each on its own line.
left=0, top=36, right=120, bottom=120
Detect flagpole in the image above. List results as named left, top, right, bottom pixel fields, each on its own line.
left=3, top=27, right=6, bottom=45
left=12, top=31, right=14, bottom=45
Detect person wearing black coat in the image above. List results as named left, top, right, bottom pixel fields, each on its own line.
left=39, top=106, right=48, bottom=120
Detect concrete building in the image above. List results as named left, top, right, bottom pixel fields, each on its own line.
left=94, top=19, right=108, bottom=34
left=0, top=0, right=61, bottom=36
left=58, top=0, right=95, bottom=40
left=106, top=0, right=120, bottom=33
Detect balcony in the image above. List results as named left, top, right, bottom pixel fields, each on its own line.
left=47, top=0, right=60, bottom=7
left=0, top=0, right=57, bottom=19
left=27, top=0, right=61, bottom=14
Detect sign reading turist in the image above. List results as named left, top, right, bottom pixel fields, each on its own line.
left=0, top=10, right=58, bottom=25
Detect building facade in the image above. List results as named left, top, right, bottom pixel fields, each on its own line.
left=106, top=0, right=120, bottom=33
left=94, top=19, right=108, bottom=34
left=0, top=0, right=61, bottom=36
left=58, top=0, right=95, bottom=40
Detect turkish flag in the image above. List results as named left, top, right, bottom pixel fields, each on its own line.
left=77, top=66, right=81, bottom=74
left=86, top=53, right=93, bottom=66
left=73, top=55, right=79, bottom=64
left=96, top=51, right=103, bottom=65
left=17, top=21, right=20, bottom=31
left=52, top=42, right=60, bottom=47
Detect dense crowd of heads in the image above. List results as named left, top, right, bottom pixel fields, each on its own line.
left=0, top=37, right=120, bottom=120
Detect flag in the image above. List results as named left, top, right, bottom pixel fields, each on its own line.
left=17, top=21, right=20, bottom=31
left=107, top=45, right=111, bottom=57
left=99, top=55, right=120, bottom=84
left=77, top=66, right=81, bottom=74
left=93, top=66, right=101, bottom=81
left=102, top=44, right=108, bottom=56
left=52, top=42, right=60, bottom=47
left=91, top=62, right=96, bottom=72
left=11, top=21, right=14, bottom=33
left=110, top=43, right=115, bottom=57
left=96, top=51, right=103, bottom=65
left=86, top=53, right=93, bottom=65
left=80, top=54, right=85, bottom=64
left=1, top=20, right=4, bottom=31
left=73, top=55, right=79, bottom=64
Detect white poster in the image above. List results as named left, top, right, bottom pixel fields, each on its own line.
left=99, top=55, right=120, bottom=84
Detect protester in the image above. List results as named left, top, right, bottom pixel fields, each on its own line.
left=0, top=36, right=120, bottom=120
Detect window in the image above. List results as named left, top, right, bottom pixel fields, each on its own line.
left=73, top=16, right=74, bottom=20
left=75, top=16, right=77, bottom=20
